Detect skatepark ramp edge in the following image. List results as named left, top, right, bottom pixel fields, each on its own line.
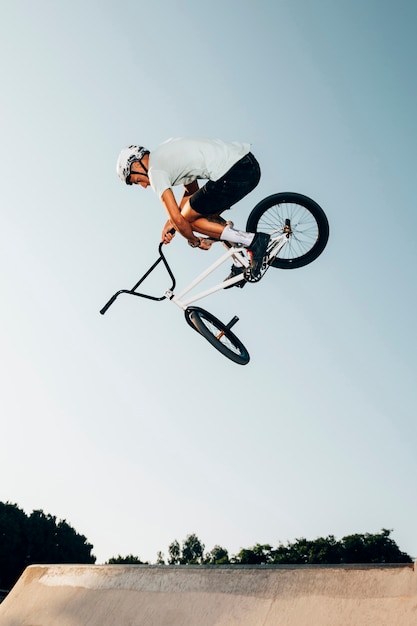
left=0, top=562, right=416, bottom=625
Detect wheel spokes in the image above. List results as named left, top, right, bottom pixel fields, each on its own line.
left=259, top=202, right=319, bottom=261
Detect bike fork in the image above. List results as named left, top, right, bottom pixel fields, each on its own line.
left=216, top=315, right=239, bottom=340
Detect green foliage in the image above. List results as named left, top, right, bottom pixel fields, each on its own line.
left=233, top=530, right=412, bottom=566
left=269, top=535, right=343, bottom=565
left=163, top=530, right=412, bottom=567
left=168, top=539, right=181, bottom=565
left=234, top=544, right=273, bottom=565
left=156, top=551, right=165, bottom=565
left=181, top=533, right=205, bottom=565
left=0, top=502, right=28, bottom=589
left=340, top=528, right=411, bottom=564
left=167, top=533, right=206, bottom=565
left=204, top=545, right=229, bottom=565
left=26, top=509, right=95, bottom=565
left=106, top=554, right=146, bottom=564
left=0, top=502, right=95, bottom=590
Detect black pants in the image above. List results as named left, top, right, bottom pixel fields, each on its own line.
left=189, top=152, right=261, bottom=215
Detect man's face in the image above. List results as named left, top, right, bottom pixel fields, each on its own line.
left=129, top=161, right=150, bottom=188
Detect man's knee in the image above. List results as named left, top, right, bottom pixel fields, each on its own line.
left=205, top=214, right=228, bottom=225
left=181, top=200, right=201, bottom=223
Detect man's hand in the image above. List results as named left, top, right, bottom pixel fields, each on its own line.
left=161, top=222, right=176, bottom=244
left=198, top=238, right=214, bottom=251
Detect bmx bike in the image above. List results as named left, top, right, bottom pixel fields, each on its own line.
left=100, top=192, right=329, bottom=365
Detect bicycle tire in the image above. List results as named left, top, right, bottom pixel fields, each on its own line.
left=184, top=306, right=250, bottom=365
left=246, top=192, right=329, bottom=269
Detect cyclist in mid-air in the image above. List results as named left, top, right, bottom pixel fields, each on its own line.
left=116, top=137, right=270, bottom=285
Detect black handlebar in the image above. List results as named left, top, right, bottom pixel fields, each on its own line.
left=100, top=241, right=176, bottom=315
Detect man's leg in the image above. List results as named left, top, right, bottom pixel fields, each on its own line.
left=181, top=198, right=270, bottom=281
left=180, top=201, right=226, bottom=238
left=181, top=201, right=253, bottom=245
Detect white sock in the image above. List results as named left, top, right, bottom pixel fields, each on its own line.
left=220, top=225, right=255, bottom=247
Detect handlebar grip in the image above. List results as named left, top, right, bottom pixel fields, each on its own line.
left=100, top=293, right=119, bottom=315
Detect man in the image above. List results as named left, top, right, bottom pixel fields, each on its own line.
left=116, top=137, right=270, bottom=284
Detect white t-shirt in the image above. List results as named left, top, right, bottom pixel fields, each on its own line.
left=148, top=137, right=251, bottom=198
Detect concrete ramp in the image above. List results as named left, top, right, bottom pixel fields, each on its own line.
left=0, top=563, right=416, bottom=625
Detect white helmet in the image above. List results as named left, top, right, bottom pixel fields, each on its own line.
left=116, top=145, right=149, bottom=184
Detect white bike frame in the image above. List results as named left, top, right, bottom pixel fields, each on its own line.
left=167, top=232, right=289, bottom=309
left=166, top=244, right=248, bottom=309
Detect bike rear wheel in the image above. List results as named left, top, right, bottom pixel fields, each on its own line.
left=185, top=306, right=250, bottom=365
left=246, top=192, right=329, bottom=269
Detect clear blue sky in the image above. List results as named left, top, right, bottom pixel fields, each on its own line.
left=1, top=0, right=416, bottom=564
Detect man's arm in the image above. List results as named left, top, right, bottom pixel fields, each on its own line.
left=179, top=180, right=199, bottom=209
left=160, top=188, right=200, bottom=246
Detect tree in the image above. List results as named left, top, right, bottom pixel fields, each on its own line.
left=204, top=545, right=230, bottom=565
left=167, top=534, right=206, bottom=565
left=0, top=503, right=28, bottom=589
left=341, top=529, right=411, bottom=564
left=26, top=510, right=95, bottom=565
left=270, top=535, right=343, bottom=565
left=106, top=555, right=146, bottom=564
left=234, top=544, right=273, bottom=565
left=168, top=539, right=181, bottom=565
left=156, top=551, right=165, bottom=565
left=234, top=530, right=412, bottom=565
left=0, top=502, right=95, bottom=591
left=181, top=533, right=205, bottom=564
left=163, top=531, right=412, bottom=567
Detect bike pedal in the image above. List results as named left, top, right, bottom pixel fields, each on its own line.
left=244, top=267, right=263, bottom=283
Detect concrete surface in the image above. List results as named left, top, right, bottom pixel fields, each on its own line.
left=0, top=563, right=416, bottom=625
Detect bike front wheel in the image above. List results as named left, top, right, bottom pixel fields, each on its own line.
left=246, top=192, right=329, bottom=269
left=185, top=306, right=250, bottom=365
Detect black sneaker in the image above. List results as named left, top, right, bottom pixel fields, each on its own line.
left=247, top=232, right=270, bottom=277
left=223, top=264, right=246, bottom=289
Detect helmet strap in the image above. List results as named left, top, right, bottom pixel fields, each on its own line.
left=127, top=156, right=149, bottom=184
left=138, top=158, right=148, bottom=175
left=128, top=158, right=148, bottom=182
